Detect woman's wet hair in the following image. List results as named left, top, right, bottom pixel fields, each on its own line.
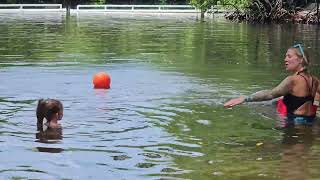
left=290, top=44, right=310, bottom=68
left=36, top=99, right=63, bottom=130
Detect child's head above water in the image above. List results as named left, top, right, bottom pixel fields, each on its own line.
left=36, top=99, right=63, bottom=130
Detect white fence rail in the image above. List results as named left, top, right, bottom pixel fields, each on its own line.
left=0, top=4, right=228, bottom=13
left=76, top=5, right=199, bottom=13
left=0, top=4, right=63, bottom=11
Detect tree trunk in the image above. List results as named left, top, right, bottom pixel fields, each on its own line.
left=64, top=0, right=71, bottom=15
left=201, top=11, right=205, bottom=19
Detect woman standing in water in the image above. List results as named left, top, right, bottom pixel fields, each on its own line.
left=224, top=44, right=320, bottom=126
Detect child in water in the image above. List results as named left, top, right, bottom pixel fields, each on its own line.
left=36, top=99, right=63, bottom=130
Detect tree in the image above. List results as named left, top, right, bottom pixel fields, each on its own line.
left=189, top=0, right=216, bottom=19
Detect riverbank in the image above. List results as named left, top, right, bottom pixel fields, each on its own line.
left=225, top=2, right=320, bottom=24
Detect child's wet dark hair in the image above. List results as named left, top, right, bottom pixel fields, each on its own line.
left=36, top=99, right=63, bottom=130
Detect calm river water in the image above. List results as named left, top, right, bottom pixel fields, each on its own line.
left=0, top=12, right=320, bottom=179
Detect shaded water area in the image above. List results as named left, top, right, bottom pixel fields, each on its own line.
left=1, top=12, right=320, bottom=179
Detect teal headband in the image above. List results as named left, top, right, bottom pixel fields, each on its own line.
left=292, top=43, right=305, bottom=59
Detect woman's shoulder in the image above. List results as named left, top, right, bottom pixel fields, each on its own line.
left=285, top=75, right=305, bottom=86
left=289, top=73, right=314, bottom=81
left=290, top=73, right=320, bottom=86
left=283, top=75, right=297, bottom=82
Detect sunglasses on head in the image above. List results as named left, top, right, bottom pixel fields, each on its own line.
left=293, top=43, right=305, bottom=59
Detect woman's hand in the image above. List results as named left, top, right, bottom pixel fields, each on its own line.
left=224, top=96, right=245, bottom=108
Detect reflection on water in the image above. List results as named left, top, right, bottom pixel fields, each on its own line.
left=34, top=147, right=64, bottom=153
left=280, top=123, right=320, bottom=180
left=0, top=12, right=320, bottom=179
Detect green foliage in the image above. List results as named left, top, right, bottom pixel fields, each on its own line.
left=95, top=0, right=106, bottom=5
left=219, top=0, right=248, bottom=7
left=159, top=0, right=167, bottom=5
left=189, top=0, right=216, bottom=12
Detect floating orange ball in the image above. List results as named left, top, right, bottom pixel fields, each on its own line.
left=93, top=72, right=111, bottom=89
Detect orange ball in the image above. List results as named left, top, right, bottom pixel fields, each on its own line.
left=93, top=72, right=111, bottom=89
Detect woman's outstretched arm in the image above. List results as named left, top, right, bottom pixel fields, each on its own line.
left=224, top=76, right=293, bottom=108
